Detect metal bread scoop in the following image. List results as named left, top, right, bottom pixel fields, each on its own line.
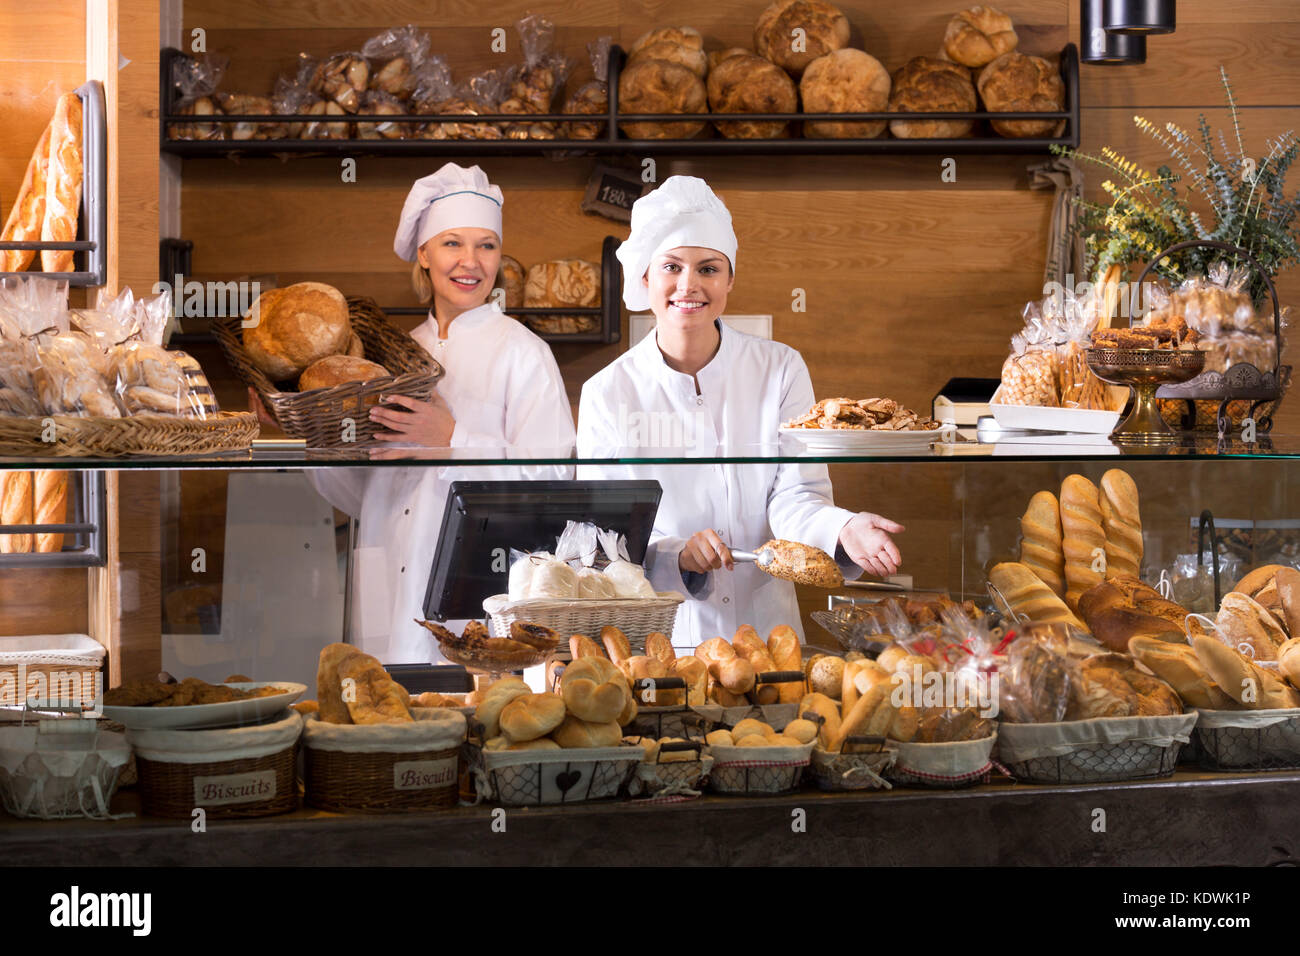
left=731, top=548, right=775, bottom=569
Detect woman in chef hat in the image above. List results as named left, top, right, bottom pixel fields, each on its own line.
left=311, top=162, right=575, bottom=663
left=577, top=175, right=903, bottom=649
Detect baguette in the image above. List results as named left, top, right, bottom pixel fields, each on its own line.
left=1192, top=635, right=1300, bottom=710
left=767, top=625, right=803, bottom=703
left=988, top=561, right=1087, bottom=630
left=0, top=472, right=34, bottom=554
left=0, top=123, right=52, bottom=272
left=40, top=92, right=83, bottom=273
left=33, top=470, right=68, bottom=553
left=1060, top=474, right=1106, bottom=610
left=568, top=634, right=606, bottom=660
left=1215, top=591, right=1289, bottom=662
left=1099, top=469, right=1142, bottom=580
left=1127, top=635, right=1237, bottom=710
left=1019, top=490, right=1065, bottom=597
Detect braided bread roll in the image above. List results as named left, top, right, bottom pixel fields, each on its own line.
left=1060, top=474, right=1106, bottom=611
left=1099, top=469, right=1142, bottom=580
left=1019, top=490, right=1065, bottom=597
left=40, top=92, right=83, bottom=273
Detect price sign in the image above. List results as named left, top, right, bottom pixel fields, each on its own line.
left=581, top=165, right=648, bottom=223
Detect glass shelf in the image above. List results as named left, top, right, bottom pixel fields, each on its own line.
left=1, top=431, right=1299, bottom=469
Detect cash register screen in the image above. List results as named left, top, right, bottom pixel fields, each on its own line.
left=422, top=480, right=663, bottom=621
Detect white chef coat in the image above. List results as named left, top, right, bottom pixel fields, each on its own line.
left=576, top=320, right=858, bottom=649
left=310, top=303, right=576, bottom=663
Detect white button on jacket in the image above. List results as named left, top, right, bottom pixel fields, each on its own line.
left=576, top=321, right=857, bottom=649
left=310, top=304, right=576, bottom=663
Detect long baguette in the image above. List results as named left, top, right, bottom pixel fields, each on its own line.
left=40, top=92, right=84, bottom=273
left=1099, top=468, right=1142, bottom=579
left=0, top=471, right=34, bottom=554
left=1060, top=474, right=1106, bottom=611
left=1019, top=490, right=1065, bottom=597
left=0, top=123, right=53, bottom=272
left=34, top=470, right=68, bottom=553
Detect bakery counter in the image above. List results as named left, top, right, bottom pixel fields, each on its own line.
left=4, top=770, right=1298, bottom=867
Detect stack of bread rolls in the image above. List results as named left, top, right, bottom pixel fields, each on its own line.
left=618, top=26, right=708, bottom=139
left=705, top=716, right=817, bottom=748
left=477, top=656, right=639, bottom=751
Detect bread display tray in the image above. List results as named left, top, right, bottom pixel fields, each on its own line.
left=1194, top=707, right=1300, bottom=771
left=213, top=296, right=443, bottom=448
left=0, top=411, right=259, bottom=458
left=996, top=712, right=1197, bottom=784
left=467, top=741, right=644, bottom=806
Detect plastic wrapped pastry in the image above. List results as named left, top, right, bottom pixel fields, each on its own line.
left=604, top=560, right=657, bottom=599
left=527, top=559, right=579, bottom=599
left=577, top=567, right=618, bottom=599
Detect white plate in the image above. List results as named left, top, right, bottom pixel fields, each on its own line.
left=99, top=682, right=306, bottom=730
left=988, top=403, right=1121, bottom=435
left=779, top=426, right=942, bottom=453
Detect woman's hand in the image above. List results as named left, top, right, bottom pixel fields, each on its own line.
left=679, top=528, right=734, bottom=575
left=246, top=387, right=277, bottom=427
left=839, top=512, right=905, bottom=578
left=369, top=392, right=456, bottom=446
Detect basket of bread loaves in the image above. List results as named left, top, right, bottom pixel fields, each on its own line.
left=297, top=643, right=466, bottom=813
left=213, top=284, right=443, bottom=447
left=466, top=665, right=645, bottom=806
left=0, top=277, right=258, bottom=457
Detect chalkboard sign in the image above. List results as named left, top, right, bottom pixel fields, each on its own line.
left=581, top=165, right=649, bottom=222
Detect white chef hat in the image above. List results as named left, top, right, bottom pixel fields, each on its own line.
left=615, top=176, right=738, bottom=312
left=393, top=162, right=504, bottom=262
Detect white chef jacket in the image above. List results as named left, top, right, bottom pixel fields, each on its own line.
left=310, top=304, right=576, bottom=663
left=576, top=320, right=858, bottom=649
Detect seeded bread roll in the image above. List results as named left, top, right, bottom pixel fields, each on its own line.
left=888, top=57, right=977, bottom=139
left=800, top=48, right=890, bottom=139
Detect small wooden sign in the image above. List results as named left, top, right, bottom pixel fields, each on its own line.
left=581, top=165, right=649, bottom=223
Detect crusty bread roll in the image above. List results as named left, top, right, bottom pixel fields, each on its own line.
left=1078, top=575, right=1188, bottom=652
left=754, top=0, right=850, bottom=78
left=695, top=637, right=737, bottom=665
left=783, top=717, right=819, bottom=744
left=41, top=92, right=83, bottom=273
left=1099, top=469, right=1142, bottom=580
left=1060, top=474, right=1106, bottom=611
left=1019, top=490, right=1065, bottom=597
left=1278, top=568, right=1300, bottom=639
left=315, top=642, right=356, bottom=724
left=1128, top=635, right=1237, bottom=710
left=618, top=59, right=707, bottom=139
left=473, top=677, right=532, bottom=738
left=1235, top=565, right=1292, bottom=633
left=0, top=472, right=34, bottom=555
left=600, top=625, right=632, bottom=664
left=498, top=692, right=566, bottom=741
left=875, top=644, right=909, bottom=672
left=670, top=656, right=708, bottom=705
left=709, top=48, right=753, bottom=72
left=1279, top=637, right=1300, bottom=693
left=976, top=52, right=1064, bottom=138
left=0, top=123, right=51, bottom=272
left=800, top=48, right=890, bottom=139
left=1216, top=592, right=1289, bottom=662
left=298, top=355, right=390, bottom=392
left=942, top=6, right=1018, bottom=68
left=706, top=52, right=797, bottom=139
left=621, top=655, right=672, bottom=705
left=798, top=691, right=841, bottom=748
left=524, top=259, right=600, bottom=309
left=551, top=714, right=623, bottom=748
left=888, top=57, right=977, bottom=139
left=832, top=682, right=894, bottom=750
left=714, top=656, right=757, bottom=694
left=497, top=254, right=527, bottom=310
left=731, top=625, right=766, bottom=659
left=706, top=729, right=735, bottom=747
left=33, top=470, right=68, bottom=554
left=561, top=655, right=629, bottom=723
left=731, top=718, right=773, bottom=742
left=1193, top=635, right=1300, bottom=710
left=645, top=631, right=675, bottom=664
left=809, top=655, right=844, bottom=699
left=708, top=681, right=749, bottom=707
left=628, top=27, right=708, bottom=78
left=569, top=634, right=606, bottom=660
left=988, top=561, right=1086, bottom=630
left=242, top=283, right=352, bottom=381
left=336, top=651, right=413, bottom=724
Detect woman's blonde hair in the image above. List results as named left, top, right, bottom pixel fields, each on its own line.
left=411, top=261, right=434, bottom=305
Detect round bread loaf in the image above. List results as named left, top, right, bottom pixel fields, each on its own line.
left=709, top=47, right=753, bottom=72
left=888, top=57, right=977, bottom=139
left=754, top=0, right=850, bottom=78
left=524, top=259, right=600, bottom=308
left=801, top=48, right=890, bottom=138
left=345, top=331, right=364, bottom=357
left=497, top=254, right=527, bottom=309
left=629, top=26, right=708, bottom=78
left=618, top=58, right=708, bottom=139
left=808, top=654, right=845, bottom=697
left=977, top=51, right=1064, bottom=138
left=943, top=5, right=1018, bottom=67
left=298, top=355, right=391, bottom=392
left=242, top=282, right=351, bottom=381
left=707, top=52, right=797, bottom=139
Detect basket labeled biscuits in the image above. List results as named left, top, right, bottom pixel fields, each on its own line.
left=213, top=284, right=443, bottom=448
left=299, top=644, right=466, bottom=813
left=0, top=278, right=256, bottom=457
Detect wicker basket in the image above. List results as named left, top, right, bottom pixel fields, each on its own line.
left=996, top=713, right=1197, bottom=784
left=0, top=411, right=258, bottom=457
left=706, top=741, right=813, bottom=795
left=302, top=709, right=465, bottom=813
left=212, top=296, right=444, bottom=447
left=0, top=634, right=104, bottom=709
left=129, top=710, right=302, bottom=819
left=483, top=592, right=685, bottom=652
left=1194, top=707, right=1300, bottom=771
left=469, top=742, right=644, bottom=806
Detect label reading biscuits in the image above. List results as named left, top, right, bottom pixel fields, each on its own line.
left=393, top=757, right=457, bottom=791
left=193, top=770, right=276, bottom=806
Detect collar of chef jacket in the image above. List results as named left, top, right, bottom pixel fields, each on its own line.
left=413, top=302, right=499, bottom=344
left=633, top=318, right=735, bottom=394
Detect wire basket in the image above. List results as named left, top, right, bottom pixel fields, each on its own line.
left=468, top=742, right=643, bottom=806
left=626, top=740, right=713, bottom=800
left=1194, top=708, right=1300, bottom=771
left=706, top=742, right=813, bottom=796
left=808, top=740, right=897, bottom=791
left=212, top=296, right=443, bottom=448
left=996, top=713, right=1197, bottom=784
left=0, top=707, right=130, bottom=819
left=888, top=734, right=997, bottom=789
